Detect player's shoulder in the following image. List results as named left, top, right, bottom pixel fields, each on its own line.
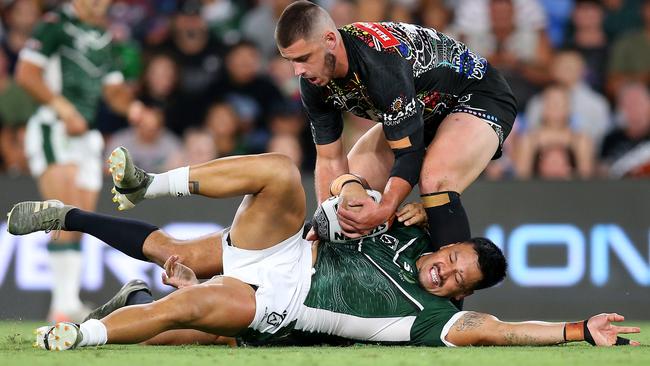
left=341, top=22, right=439, bottom=46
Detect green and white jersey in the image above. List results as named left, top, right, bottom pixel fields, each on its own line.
left=19, top=4, right=123, bottom=127
left=294, top=223, right=463, bottom=347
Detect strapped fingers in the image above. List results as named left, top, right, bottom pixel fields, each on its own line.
left=615, top=337, right=631, bottom=346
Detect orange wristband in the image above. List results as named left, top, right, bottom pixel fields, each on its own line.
left=564, top=321, right=585, bottom=342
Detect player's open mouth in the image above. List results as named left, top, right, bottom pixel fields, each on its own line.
left=430, top=266, right=440, bottom=288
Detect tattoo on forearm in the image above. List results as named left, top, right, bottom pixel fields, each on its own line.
left=454, top=312, right=488, bottom=332
left=189, top=181, right=200, bottom=194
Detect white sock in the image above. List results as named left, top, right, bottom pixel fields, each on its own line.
left=144, top=166, right=190, bottom=199
left=79, top=319, right=107, bottom=347
left=50, top=249, right=83, bottom=313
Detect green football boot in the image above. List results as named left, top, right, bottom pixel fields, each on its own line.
left=107, top=146, right=153, bottom=211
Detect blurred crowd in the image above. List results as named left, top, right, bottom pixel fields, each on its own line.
left=0, top=0, right=649, bottom=180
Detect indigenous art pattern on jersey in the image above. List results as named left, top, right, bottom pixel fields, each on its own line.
left=343, top=22, right=488, bottom=80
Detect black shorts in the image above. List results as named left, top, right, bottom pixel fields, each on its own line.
left=423, top=66, right=517, bottom=159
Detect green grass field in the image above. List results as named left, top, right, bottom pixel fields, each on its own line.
left=1, top=321, right=649, bottom=366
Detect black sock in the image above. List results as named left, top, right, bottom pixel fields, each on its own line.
left=125, top=289, right=153, bottom=306
left=64, top=208, right=158, bottom=261
left=421, top=191, right=471, bottom=251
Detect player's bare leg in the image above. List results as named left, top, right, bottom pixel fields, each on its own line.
left=141, top=231, right=223, bottom=278
left=109, top=146, right=305, bottom=250
left=37, top=164, right=89, bottom=322
left=188, top=154, right=305, bottom=249
left=101, top=276, right=255, bottom=344
left=143, top=329, right=235, bottom=346
left=37, top=276, right=255, bottom=350
left=419, top=113, right=499, bottom=249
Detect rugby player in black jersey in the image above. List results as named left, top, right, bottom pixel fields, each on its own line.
left=275, top=1, right=517, bottom=254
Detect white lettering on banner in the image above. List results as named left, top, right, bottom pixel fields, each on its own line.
left=484, top=224, right=505, bottom=252
left=1, top=222, right=649, bottom=289
left=591, top=225, right=650, bottom=286
left=508, top=224, right=585, bottom=287
left=105, top=250, right=154, bottom=285
left=16, top=231, right=50, bottom=290
left=0, top=223, right=16, bottom=285
left=82, top=235, right=104, bottom=291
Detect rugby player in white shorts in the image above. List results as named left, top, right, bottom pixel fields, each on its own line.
left=8, top=147, right=640, bottom=349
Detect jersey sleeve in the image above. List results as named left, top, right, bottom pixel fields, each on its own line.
left=102, top=43, right=125, bottom=86
left=366, top=52, right=425, bottom=187
left=19, top=12, right=64, bottom=67
left=410, top=301, right=462, bottom=347
left=300, top=77, right=344, bottom=145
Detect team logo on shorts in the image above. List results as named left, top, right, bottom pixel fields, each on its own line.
left=266, top=310, right=287, bottom=327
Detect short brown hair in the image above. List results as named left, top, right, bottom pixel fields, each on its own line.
left=275, top=1, right=324, bottom=48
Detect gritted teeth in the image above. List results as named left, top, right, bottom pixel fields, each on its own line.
left=430, top=266, right=440, bottom=287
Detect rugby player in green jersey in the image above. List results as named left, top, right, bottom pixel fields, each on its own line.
left=15, top=0, right=158, bottom=322
left=8, top=147, right=640, bottom=349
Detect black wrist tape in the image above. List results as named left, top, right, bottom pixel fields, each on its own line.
left=583, top=321, right=596, bottom=346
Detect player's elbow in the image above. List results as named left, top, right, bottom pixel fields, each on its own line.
left=14, top=61, right=32, bottom=89
left=445, top=312, right=501, bottom=347
left=15, top=61, right=44, bottom=97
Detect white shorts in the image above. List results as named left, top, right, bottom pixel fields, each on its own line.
left=221, top=228, right=312, bottom=337
left=25, top=106, right=104, bottom=191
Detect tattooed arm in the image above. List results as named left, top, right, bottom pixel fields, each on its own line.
left=446, top=312, right=641, bottom=347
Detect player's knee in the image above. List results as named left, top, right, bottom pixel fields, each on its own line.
left=263, top=153, right=301, bottom=187
left=141, top=230, right=172, bottom=263
left=165, top=289, right=209, bottom=325
left=420, top=174, right=456, bottom=193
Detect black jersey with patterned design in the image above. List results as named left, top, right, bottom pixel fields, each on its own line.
left=301, top=22, right=516, bottom=160
left=292, top=222, right=461, bottom=346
